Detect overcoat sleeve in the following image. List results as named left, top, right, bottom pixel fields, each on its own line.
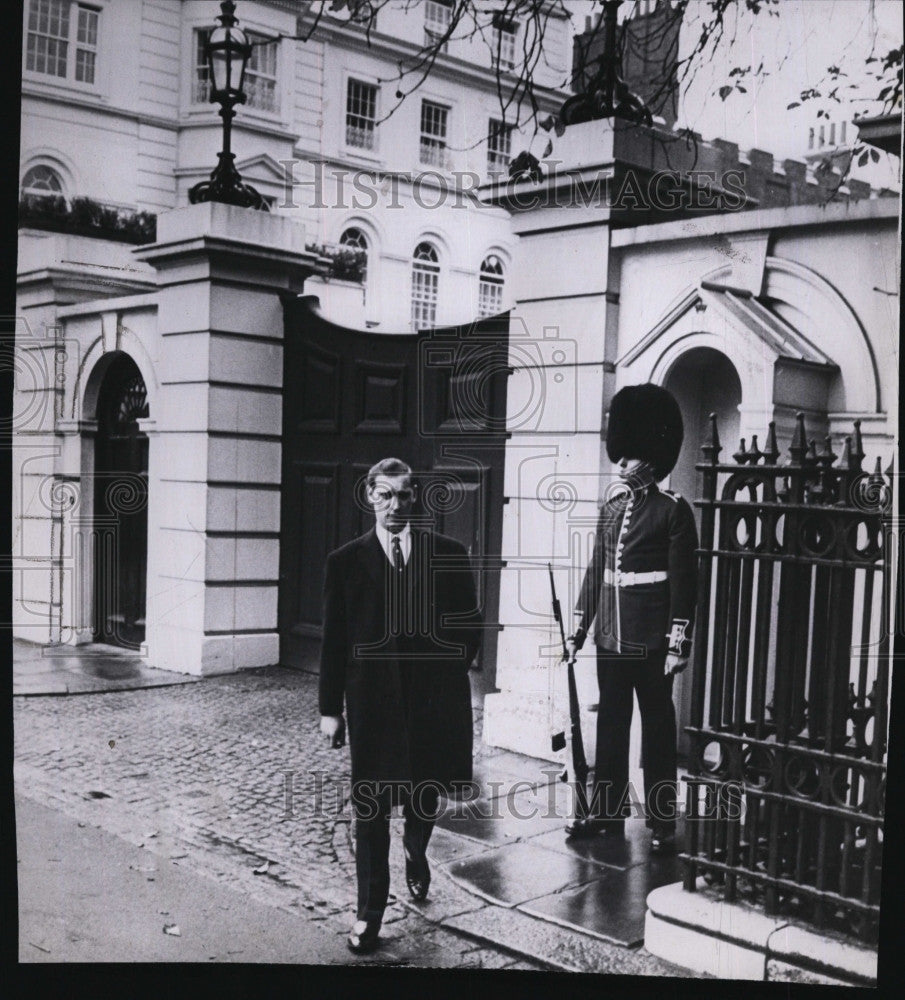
left=667, top=496, right=699, bottom=658
left=318, top=551, right=347, bottom=717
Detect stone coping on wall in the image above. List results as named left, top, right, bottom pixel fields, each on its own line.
left=645, top=879, right=878, bottom=986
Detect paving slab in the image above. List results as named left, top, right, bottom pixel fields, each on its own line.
left=518, top=857, right=684, bottom=947
left=446, top=840, right=602, bottom=907
left=528, top=816, right=685, bottom=873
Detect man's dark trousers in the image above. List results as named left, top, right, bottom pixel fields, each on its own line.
left=353, top=781, right=440, bottom=923
left=594, top=648, right=677, bottom=829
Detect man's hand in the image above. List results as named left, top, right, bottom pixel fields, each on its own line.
left=665, top=654, right=688, bottom=676
left=320, top=715, right=345, bottom=748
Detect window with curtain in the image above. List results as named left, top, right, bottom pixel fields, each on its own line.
left=340, top=226, right=369, bottom=300
left=346, top=79, right=378, bottom=150
left=420, top=100, right=449, bottom=167
left=193, top=28, right=279, bottom=112
left=487, top=119, right=513, bottom=175
left=491, top=14, right=517, bottom=71
left=478, top=254, right=505, bottom=317
left=411, top=241, right=440, bottom=330
left=424, top=0, right=452, bottom=50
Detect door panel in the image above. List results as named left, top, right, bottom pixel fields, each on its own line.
left=278, top=299, right=507, bottom=684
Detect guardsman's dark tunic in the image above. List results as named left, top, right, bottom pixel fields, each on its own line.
left=573, top=482, right=699, bottom=829
left=575, top=482, right=698, bottom=660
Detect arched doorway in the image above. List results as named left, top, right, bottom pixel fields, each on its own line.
left=664, top=348, right=742, bottom=520
left=663, top=348, right=742, bottom=758
left=93, top=354, right=149, bottom=648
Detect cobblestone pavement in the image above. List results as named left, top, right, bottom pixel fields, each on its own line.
left=13, top=666, right=543, bottom=970
left=14, top=666, right=696, bottom=976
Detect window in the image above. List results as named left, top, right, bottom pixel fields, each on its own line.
left=420, top=101, right=449, bottom=167
left=340, top=227, right=369, bottom=298
left=478, top=254, right=505, bottom=317
left=491, top=14, right=517, bottom=71
left=424, top=0, right=452, bottom=50
left=194, top=28, right=279, bottom=112
left=487, top=119, right=513, bottom=175
left=411, top=242, right=440, bottom=330
left=21, top=164, right=65, bottom=198
left=25, top=0, right=99, bottom=85
left=245, top=35, right=278, bottom=112
left=346, top=79, right=378, bottom=151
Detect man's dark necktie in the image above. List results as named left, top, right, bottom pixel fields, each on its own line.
left=391, top=534, right=405, bottom=574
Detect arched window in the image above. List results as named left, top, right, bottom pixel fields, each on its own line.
left=411, top=241, right=440, bottom=330
left=478, top=254, right=505, bottom=317
left=340, top=226, right=369, bottom=293
left=21, top=164, right=65, bottom=199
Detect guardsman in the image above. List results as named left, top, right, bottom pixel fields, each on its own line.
left=566, top=384, right=698, bottom=854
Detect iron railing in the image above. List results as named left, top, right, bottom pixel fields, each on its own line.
left=682, top=412, right=893, bottom=944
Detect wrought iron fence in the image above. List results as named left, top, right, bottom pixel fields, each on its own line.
left=682, top=412, right=894, bottom=944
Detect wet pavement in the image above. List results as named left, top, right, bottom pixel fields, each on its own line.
left=13, top=642, right=699, bottom=975
left=13, top=638, right=199, bottom=695
left=433, top=758, right=685, bottom=947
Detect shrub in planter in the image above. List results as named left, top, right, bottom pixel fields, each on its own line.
left=18, top=193, right=156, bottom=244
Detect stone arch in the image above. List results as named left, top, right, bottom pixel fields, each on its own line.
left=760, top=256, right=880, bottom=413
left=76, top=331, right=159, bottom=422
left=661, top=346, right=743, bottom=503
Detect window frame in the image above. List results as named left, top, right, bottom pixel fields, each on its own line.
left=487, top=118, right=513, bottom=176
left=491, top=14, right=517, bottom=72
left=339, top=226, right=370, bottom=301
left=191, top=25, right=281, bottom=115
left=478, top=253, right=506, bottom=318
left=344, top=77, right=380, bottom=154
left=423, top=0, right=453, bottom=51
left=411, top=240, right=441, bottom=331
left=21, top=163, right=67, bottom=201
left=419, top=99, right=450, bottom=168
left=23, top=0, right=103, bottom=91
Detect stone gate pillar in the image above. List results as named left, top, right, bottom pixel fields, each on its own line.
left=482, top=121, right=621, bottom=762
left=134, top=203, right=321, bottom=675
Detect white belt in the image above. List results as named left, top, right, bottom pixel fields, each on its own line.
left=605, top=569, right=667, bottom=586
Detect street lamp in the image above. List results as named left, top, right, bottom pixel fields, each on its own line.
left=189, top=1, right=269, bottom=210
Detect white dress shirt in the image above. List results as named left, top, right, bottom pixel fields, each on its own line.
left=375, top=522, right=411, bottom=566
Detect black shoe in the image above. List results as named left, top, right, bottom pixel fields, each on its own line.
left=405, top=854, right=431, bottom=901
left=650, top=828, right=677, bottom=855
left=347, top=919, right=381, bottom=954
left=565, top=817, right=625, bottom=840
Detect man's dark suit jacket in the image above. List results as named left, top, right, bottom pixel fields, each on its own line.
left=319, top=526, right=481, bottom=791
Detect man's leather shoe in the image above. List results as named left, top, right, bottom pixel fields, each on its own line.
left=565, top=817, right=625, bottom=840
left=405, top=856, right=431, bottom=901
left=650, top=828, right=677, bottom=855
left=347, top=919, right=381, bottom=954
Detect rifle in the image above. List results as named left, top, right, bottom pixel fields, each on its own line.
left=548, top=563, right=590, bottom=822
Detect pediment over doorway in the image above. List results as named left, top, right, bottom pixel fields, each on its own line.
left=618, top=280, right=837, bottom=371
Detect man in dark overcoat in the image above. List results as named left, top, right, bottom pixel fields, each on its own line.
left=319, top=457, right=481, bottom=953
left=566, top=384, right=698, bottom=854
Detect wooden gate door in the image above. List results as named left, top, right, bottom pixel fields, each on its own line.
left=278, top=297, right=508, bottom=687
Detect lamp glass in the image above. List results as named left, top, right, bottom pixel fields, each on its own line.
left=208, top=24, right=249, bottom=97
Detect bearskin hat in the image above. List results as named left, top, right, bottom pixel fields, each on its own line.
left=606, top=383, right=683, bottom=481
